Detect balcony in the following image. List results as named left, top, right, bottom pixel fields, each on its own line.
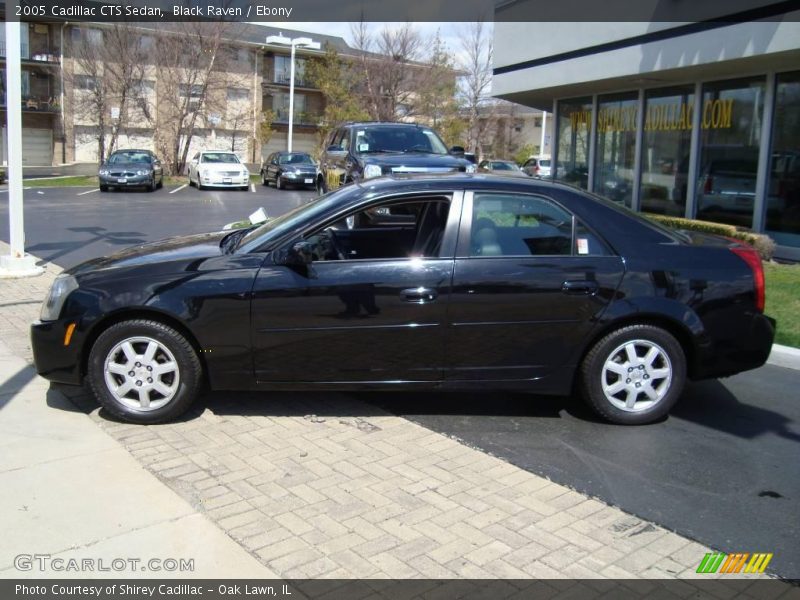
left=0, top=42, right=60, bottom=65
left=0, top=92, right=60, bottom=113
left=272, top=108, right=319, bottom=126
left=272, top=69, right=314, bottom=89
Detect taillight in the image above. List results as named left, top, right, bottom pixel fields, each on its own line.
left=704, top=176, right=713, bottom=194
left=730, top=245, right=765, bottom=312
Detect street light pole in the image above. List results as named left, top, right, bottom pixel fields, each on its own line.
left=288, top=40, right=296, bottom=153
left=0, top=20, right=42, bottom=277
left=265, top=34, right=320, bottom=154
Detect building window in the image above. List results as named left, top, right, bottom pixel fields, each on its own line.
left=75, top=75, right=99, bottom=92
left=555, top=97, right=592, bottom=189
left=694, top=76, right=765, bottom=227
left=272, top=92, right=306, bottom=122
left=594, top=92, right=637, bottom=208
left=274, top=55, right=307, bottom=86
left=71, top=28, right=103, bottom=46
left=640, top=86, right=694, bottom=216
left=766, top=71, right=800, bottom=248
left=227, top=87, right=249, bottom=101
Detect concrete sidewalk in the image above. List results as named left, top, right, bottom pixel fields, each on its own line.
left=0, top=242, right=775, bottom=580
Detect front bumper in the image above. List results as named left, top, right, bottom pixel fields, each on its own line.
left=31, top=319, right=84, bottom=385
left=200, top=174, right=249, bottom=187
left=99, top=174, right=152, bottom=186
left=280, top=173, right=316, bottom=185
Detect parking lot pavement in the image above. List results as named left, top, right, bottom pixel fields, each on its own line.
left=0, top=183, right=316, bottom=269
left=0, top=241, right=789, bottom=581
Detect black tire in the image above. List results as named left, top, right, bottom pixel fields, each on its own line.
left=87, top=319, right=203, bottom=424
left=157, top=177, right=163, bottom=189
left=148, top=177, right=157, bottom=192
left=276, top=176, right=283, bottom=190
left=316, top=176, right=327, bottom=196
left=188, top=176, right=195, bottom=187
left=99, top=185, right=109, bottom=192
left=579, top=324, right=686, bottom=425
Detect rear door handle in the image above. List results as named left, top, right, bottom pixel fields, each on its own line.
left=401, top=287, right=438, bottom=303
left=562, top=280, right=598, bottom=295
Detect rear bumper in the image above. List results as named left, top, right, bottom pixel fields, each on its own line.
left=694, top=313, right=776, bottom=379
left=30, top=319, right=84, bottom=385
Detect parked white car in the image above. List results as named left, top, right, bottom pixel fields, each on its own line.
left=187, top=151, right=249, bottom=190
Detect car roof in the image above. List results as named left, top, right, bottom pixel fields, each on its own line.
left=201, top=150, right=237, bottom=154
left=111, top=149, right=153, bottom=154
left=342, top=122, right=426, bottom=128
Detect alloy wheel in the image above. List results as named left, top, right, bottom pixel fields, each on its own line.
left=103, top=336, right=180, bottom=411
left=601, top=339, right=672, bottom=412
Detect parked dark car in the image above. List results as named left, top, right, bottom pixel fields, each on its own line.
left=316, top=122, right=475, bottom=195
left=99, top=149, right=164, bottom=192
left=261, top=151, right=317, bottom=190
left=31, top=175, right=774, bottom=426
left=478, top=159, right=529, bottom=178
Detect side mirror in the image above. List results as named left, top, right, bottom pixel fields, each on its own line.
left=450, top=145, right=465, bottom=155
left=284, top=240, right=314, bottom=268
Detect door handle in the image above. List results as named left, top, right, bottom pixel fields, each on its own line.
left=401, top=287, right=438, bottom=303
left=562, top=280, right=599, bottom=295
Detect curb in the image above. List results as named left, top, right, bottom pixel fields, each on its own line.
left=767, top=343, right=800, bottom=371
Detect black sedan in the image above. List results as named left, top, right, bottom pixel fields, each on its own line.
left=31, top=175, right=774, bottom=425
left=98, top=149, right=164, bottom=192
left=261, top=152, right=317, bottom=190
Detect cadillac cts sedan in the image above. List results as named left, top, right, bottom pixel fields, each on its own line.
left=31, top=174, right=775, bottom=425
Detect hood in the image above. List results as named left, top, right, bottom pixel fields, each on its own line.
left=359, top=153, right=471, bottom=171
left=68, top=231, right=229, bottom=276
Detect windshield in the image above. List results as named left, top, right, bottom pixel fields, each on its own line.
left=108, top=151, right=152, bottom=164
left=279, top=154, right=314, bottom=165
left=492, top=162, right=519, bottom=171
left=202, top=153, right=240, bottom=163
left=237, top=189, right=354, bottom=251
left=354, top=126, right=448, bottom=155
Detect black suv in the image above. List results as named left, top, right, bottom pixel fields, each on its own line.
left=316, top=122, right=475, bottom=194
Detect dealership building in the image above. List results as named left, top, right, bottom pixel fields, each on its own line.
left=493, top=14, right=800, bottom=260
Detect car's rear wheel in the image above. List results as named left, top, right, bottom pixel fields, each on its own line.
left=88, top=320, right=202, bottom=424
left=579, top=324, right=686, bottom=425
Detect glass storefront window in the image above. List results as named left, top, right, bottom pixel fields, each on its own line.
left=695, top=77, right=765, bottom=227
left=766, top=71, right=800, bottom=248
left=640, top=86, right=694, bottom=216
left=594, top=92, right=637, bottom=207
left=555, top=97, right=592, bottom=189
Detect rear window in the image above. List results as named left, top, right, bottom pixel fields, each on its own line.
left=539, top=160, right=551, bottom=167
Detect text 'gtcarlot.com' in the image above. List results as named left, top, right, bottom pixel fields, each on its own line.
left=14, top=553, right=194, bottom=572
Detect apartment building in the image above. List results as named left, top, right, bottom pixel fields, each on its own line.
left=0, top=17, right=356, bottom=168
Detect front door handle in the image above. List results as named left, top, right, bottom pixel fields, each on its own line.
left=562, top=280, right=598, bottom=295
left=401, top=287, right=438, bottom=303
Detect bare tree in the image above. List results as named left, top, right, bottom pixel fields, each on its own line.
left=66, top=23, right=149, bottom=162
left=149, top=22, right=250, bottom=175
left=350, top=22, right=427, bottom=121
left=458, top=20, right=494, bottom=159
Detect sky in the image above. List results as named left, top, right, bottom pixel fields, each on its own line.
left=252, top=22, right=481, bottom=64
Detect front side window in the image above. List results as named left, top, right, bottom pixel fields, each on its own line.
left=469, top=193, right=573, bottom=257
left=304, top=197, right=452, bottom=262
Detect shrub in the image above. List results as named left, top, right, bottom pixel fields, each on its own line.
left=643, top=213, right=776, bottom=260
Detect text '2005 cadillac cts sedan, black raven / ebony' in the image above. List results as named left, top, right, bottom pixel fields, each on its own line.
left=31, top=174, right=775, bottom=425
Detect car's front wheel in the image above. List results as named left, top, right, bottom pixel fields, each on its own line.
left=579, top=324, right=686, bottom=425
left=261, top=170, right=268, bottom=186
left=88, top=319, right=202, bottom=424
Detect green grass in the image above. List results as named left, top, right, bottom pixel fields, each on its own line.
left=765, top=262, right=800, bottom=348
left=24, top=175, right=99, bottom=187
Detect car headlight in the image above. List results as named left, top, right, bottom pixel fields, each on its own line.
left=285, top=171, right=297, bottom=178
left=99, top=169, right=109, bottom=176
left=363, top=164, right=382, bottom=179
left=136, top=169, right=150, bottom=176
left=40, top=274, right=79, bottom=322
left=465, top=164, right=477, bottom=173
left=200, top=169, right=208, bottom=178
left=242, top=169, right=249, bottom=177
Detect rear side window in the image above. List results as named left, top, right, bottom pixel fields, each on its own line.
left=470, top=193, right=573, bottom=256
left=469, top=193, right=612, bottom=257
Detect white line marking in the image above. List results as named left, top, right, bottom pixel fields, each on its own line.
left=250, top=183, right=256, bottom=193
left=170, top=184, right=188, bottom=194
left=77, top=188, right=99, bottom=196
